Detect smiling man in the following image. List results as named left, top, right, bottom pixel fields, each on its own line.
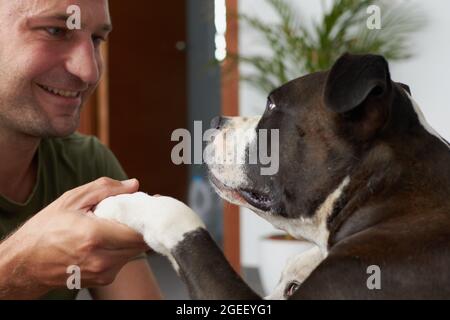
left=0, top=0, right=162, bottom=299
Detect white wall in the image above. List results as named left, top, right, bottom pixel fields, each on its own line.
left=390, top=0, right=450, bottom=140
left=238, top=0, right=450, bottom=267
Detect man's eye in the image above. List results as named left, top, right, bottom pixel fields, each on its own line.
left=45, top=27, right=68, bottom=38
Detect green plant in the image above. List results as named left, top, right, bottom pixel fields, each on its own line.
left=233, top=0, right=427, bottom=93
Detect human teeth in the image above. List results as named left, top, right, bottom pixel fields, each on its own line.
left=40, top=85, right=79, bottom=98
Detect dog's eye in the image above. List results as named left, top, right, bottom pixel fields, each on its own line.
left=267, top=100, right=277, bottom=111
left=284, top=281, right=300, bottom=298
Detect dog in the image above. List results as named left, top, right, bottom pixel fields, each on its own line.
left=95, top=53, right=450, bottom=299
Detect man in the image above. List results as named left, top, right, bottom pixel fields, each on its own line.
left=0, top=0, right=162, bottom=299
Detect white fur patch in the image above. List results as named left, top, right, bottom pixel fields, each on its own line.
left=265, top=246, right=324, bottom=300
left=259, top=176, right=350, bottom=254
left=94, top=192, right=205, bottom=272
left=205, top=116, right=261, bottom=190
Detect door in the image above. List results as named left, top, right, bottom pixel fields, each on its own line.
left=107, top=0, right=188, bottom=200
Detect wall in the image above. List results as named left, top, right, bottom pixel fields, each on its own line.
left=238, top=0, right=450, bottom=267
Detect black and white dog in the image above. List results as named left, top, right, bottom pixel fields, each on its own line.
left=95, top=53, right=450, bottom=299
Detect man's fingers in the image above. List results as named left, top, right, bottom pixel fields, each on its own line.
left=63, top=177, right=139, bottom=210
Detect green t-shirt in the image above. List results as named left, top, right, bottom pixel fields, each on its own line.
left=0, top=133, right=128, bottom=300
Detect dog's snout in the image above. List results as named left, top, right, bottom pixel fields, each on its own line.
left=211, top=116, right=231, bottom=130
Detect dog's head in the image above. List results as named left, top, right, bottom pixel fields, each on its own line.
left=206, top=53, right=414, bottom=245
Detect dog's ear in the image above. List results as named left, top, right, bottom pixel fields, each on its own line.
left=323, top=53, right=392, bottom=114
left=397, top=82, right=411, bottom=95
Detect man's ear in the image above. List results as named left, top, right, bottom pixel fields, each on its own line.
left=323, top=53, right=392, bottom=114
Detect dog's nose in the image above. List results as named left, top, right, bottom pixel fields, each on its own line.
left=211, top=116, right=231, bottom=130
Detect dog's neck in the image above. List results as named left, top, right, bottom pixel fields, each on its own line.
left=258, top=176, right=350, bottom=255
left=328, top=96, right=450, bottom=247
left=326, top=148, right=403, bottom=247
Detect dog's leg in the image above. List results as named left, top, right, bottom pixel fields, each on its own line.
left=265, top=246, right=324, bottom=300
left=171, top=228, right=260, bottom=299
left=94, top=192, right=260, bottom=299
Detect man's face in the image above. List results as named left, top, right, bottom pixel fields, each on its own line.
left=0, top=0, right=111, bottom=138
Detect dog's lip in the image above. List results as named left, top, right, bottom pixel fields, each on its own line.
left=208, top=172, right=274, bottom=212
left=208, top=173, right=240, bottom=197
left=239, top=188, right=274, bottom=212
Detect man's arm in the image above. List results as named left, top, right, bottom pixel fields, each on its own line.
left=0, top=178, right=146, bottom=300
left=0, top=236, right=49, bottom=299
left=90, top=257, right=163, bottom=300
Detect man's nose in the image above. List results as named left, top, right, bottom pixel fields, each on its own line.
left=66, top=41, right=100, bottom=85
left=211, top=116, right=232, bottom=130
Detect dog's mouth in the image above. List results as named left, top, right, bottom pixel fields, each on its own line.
left=239, top=188, right=273, bottom=212
left=208, top=173, right=274, bottom=212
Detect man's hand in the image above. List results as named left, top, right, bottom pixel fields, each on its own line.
left=0, top=177, right=147, bottom=299
left=94, top=193, right=205, bottom=268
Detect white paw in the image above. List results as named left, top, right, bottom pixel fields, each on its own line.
left=94, top=192, right=205, bottom=258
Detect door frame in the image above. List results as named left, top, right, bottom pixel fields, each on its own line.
left=222, top=0, right=241, bottom=274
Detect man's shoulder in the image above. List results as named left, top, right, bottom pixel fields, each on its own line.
left=43, top=132, right=115, bottom=164
left=47, top=132, right=105, bottom=153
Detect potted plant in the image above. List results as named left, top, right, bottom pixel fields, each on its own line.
left=231, top=0, right=426, bottom=295
left=232, top=0, right=426, bottom=93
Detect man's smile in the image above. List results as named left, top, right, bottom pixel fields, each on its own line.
left=36, top=83, right=82, bottom=99
left=34, top=82, right=85, bottom=113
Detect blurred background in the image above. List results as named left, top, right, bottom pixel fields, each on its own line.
left=78, top=0, right=450, bottom=299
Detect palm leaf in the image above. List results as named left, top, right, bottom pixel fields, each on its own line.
left=234, top=0, right=427, bottom=93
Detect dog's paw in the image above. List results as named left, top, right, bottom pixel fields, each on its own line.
left=94, top=192, right=205, bottom=257
left=265, top=246, right=324, bottom=300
